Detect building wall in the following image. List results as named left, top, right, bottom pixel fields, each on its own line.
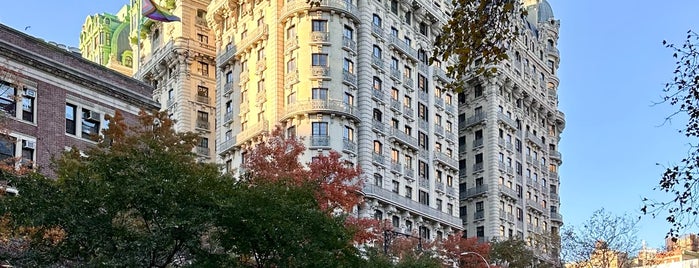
left=131, top=0, right=218, bottom=161
left=457, top=0, right=564, bottom=259
left=0, top=23, right=159, bottom=176
left=209, top=0, right=463, bottom=239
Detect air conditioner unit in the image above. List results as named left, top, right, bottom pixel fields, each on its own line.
left=24, top=89, right=36, bottom=97
left=88, top=111, right=101, bottom=121
left=23, top=140, right=36, bottom=150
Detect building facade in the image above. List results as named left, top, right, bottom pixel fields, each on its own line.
left=79, top=5, right=135, bottom=76
left=0, top=23, right=159, bottom=176
left=458, top=0, right=564, bottom=260
left=207, top=0, right=465, bottom=238
left=125, top=0, right=218, bottom=161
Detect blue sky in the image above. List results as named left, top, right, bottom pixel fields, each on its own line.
left=1, top=0, right=699, bottom=249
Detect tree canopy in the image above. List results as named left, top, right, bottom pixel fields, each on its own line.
left=643, top=31, right=699, bottom=238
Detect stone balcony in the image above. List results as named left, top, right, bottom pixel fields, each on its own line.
left=362, top=183, right=462, bottom=228
left=282, top=99, right=358, bottom=121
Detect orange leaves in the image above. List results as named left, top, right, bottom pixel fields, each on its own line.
left=439, top=232, right=491, bottom=267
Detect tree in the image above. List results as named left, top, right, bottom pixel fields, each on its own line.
left=432, top=0, right=525, bottom=92
left=562, top=208, right=639, bottom=268
left=0, top=111, right=230, bottom=267
left=490, top=238, right=536, bottom=268
left=439, top=233, right=491, bottom=268
left=643, top=31, right=699, bottom=238
left=209, top=182, right=362, bottom=267
left=241, top=127, right=370, bottom=240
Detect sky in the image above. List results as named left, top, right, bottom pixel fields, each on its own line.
left=1, top=0, right=699, bottom=250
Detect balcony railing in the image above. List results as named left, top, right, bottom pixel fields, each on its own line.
left=461, top=185, right=487, bottom=200
left=551, top=212, right=563, bottom=222
left=310, top=135, right=330, bottom=147
left=311, top=66, right=330, bottom=77
left=217, top=46, right=237, bottom=67
left=196, top=95, right=209, bottom=104
left=283, top=99, right=357, bottom=120
left=309, top=31, right=329, bottom=42
left=419, top=177, right=430, bottom=189
left=372, top=56, right=384, bottom=69
left=403, top=75, right=414, bottom=89
left=434, top=97, right=444, bottom=109
left=342, top=138, right=357, bottom=153
left=445, top=131, right=456, bottom=142
left=550, top=149, right=562, bottom=160
left=372, top=152, right=387, bottom=166
left=404, top=166, right=415, bottom=179
left=473, top=210, right=485, bottom=221
left=525, top=132, right=545, bottom=148
left=435, top=181, right=445, bottom=193
left=434, top=124, right=444, bottom=137
left=342, top=36, right=356, bottom=51
left=445, top=103, right=456, bottom=115
left=418, top=62, right=429, bottom=74
left=390, top=161, right=402, bottom=174
left=362, top=183, right=463, bottom=228
left=526, top=200, right=545, bottom=213
left=499, top=185, right=518, bottom=199
left=223, top=112, right=234, bottom=125
left=196, top=120, right=210, bottom=130
left=435, top=152, right=458, bottom=169
left=390, top=99, right=401, bottom=112
left=390, top=128, right=419, bottom=149
left=472, top=162, right=484, bottom=173
left=196, top=146, right=210, bottom=156
left=403, top=105, right=414, bottom=118
left=223, top=82, right=235, bottom=96
left=497, top=112, right=516, bottom=128
left=432, top=66, right=451, bottom=83
left=390, top=68, right=401, bottom=80
left=389, top=35, right=418, bottom=61
left=418, top=91, right=429, bottom=103
left=372, top=89, right=385, bottom=102
left=372, top=120, right=385, bottom=133
left=285, top=71, right=299, bottom=88
left=219, top=136, right=236, bottom=155
left=342, top=70, right=357, bottom=87
left=371, top=25, right=383, bottom=38
left=236, top=120, right=268, bottom=145
left=473, top=138, right=484, bottom=148
left=285, top=38, right=299, bottom=53
left=236, top=25, right=268, bottom=57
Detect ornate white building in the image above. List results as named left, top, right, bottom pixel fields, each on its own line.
left=458, top=0, right=564, bottom=260
left=129, top=0, right=219, bottom=161
left=206, top=0, right=564, bottom=249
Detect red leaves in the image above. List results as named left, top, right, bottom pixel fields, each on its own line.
left=439, top=232, right=491, bottom=268
left=243, top=125, right=363, bottom=212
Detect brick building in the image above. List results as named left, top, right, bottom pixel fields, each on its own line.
left=0, top=23, right=159, bottom=176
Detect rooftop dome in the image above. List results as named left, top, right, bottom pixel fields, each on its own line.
left=537, top=0, right=554, bottom=22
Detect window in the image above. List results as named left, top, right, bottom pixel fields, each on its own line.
left=21, top=90, right=35, bottom=122
left=405, top=186, right=413, bottom=198
left=0, top=82, right=16, bottom=116
left=312, top=122, right=328, bottom=136
left=420, top=226, right=430, bottom=240
left=418, top=103, right=427, bottom=120
left=81, top=108, right=101, bottom=141
left=474, top=84, right=483, bottom=97
left=343, top=25, right=354, bottom=40
left=419, top=22, right=428, bottom=36
left=372, top=14, right=382, bottom=27
left=0, top=136, right=15, bottom=161
left=374, top=209, right=383, bottom=220
left=418, top=190, right=429, bottom=205
left=374, top=173, right=383, bottom=187
left=287, top=126, right=296, bottom=138
left=392, top=215, right=400, bottom=228
left=405, top=11, right=411, bottom=25
left=344, top=126, right=354, bottom=141
left=436, top=198, right=442, bottom=210
left=344, top=92, right=354, bottom=106
left=391, top=88, right=399, bottom=100
left=373, top=140, right=382, bottom=154
left=373, top=109, right=382, bottom=121
left=257, top=48, right=265, bottom=60
left=311, top=53, right=328, bottom=66
left=418, top=161, right=427, bottom=179
left=287, top=92, right=296, bottom=104
left=390, top=0, right=398, bottom=13
left=311, top=20, right=327, bottom=32
left=312, top=88, right=328, bottom=100
left=392, top=180, right=400, bottom=193
left=198, top=61, right=209, bottom=76
left=391, top=27, right=399, bottom=37
left=198, top=137, right=209, bottom=149
left=197, top=33, right=208, bottom=44
left=418, top=132, right=427, bottom=149
left=287, top=24, right=296, bottom=38
left=391, top=57, right=399, bottom=70
left=287, top=58, right=296, bottom=73
left=373, top=77, right=382, bottom=91
left=344, top=58, right=354, bottom=74
left=373, top=45, right=382, bottom=58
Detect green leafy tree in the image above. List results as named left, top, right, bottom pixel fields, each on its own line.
left=210, top=182, right=362, bottom=267
left=490, top=238, right=536, bottom=268
left=0, top=111, right=230, bottom=267
left=643, top=31, right=699, bottom=238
